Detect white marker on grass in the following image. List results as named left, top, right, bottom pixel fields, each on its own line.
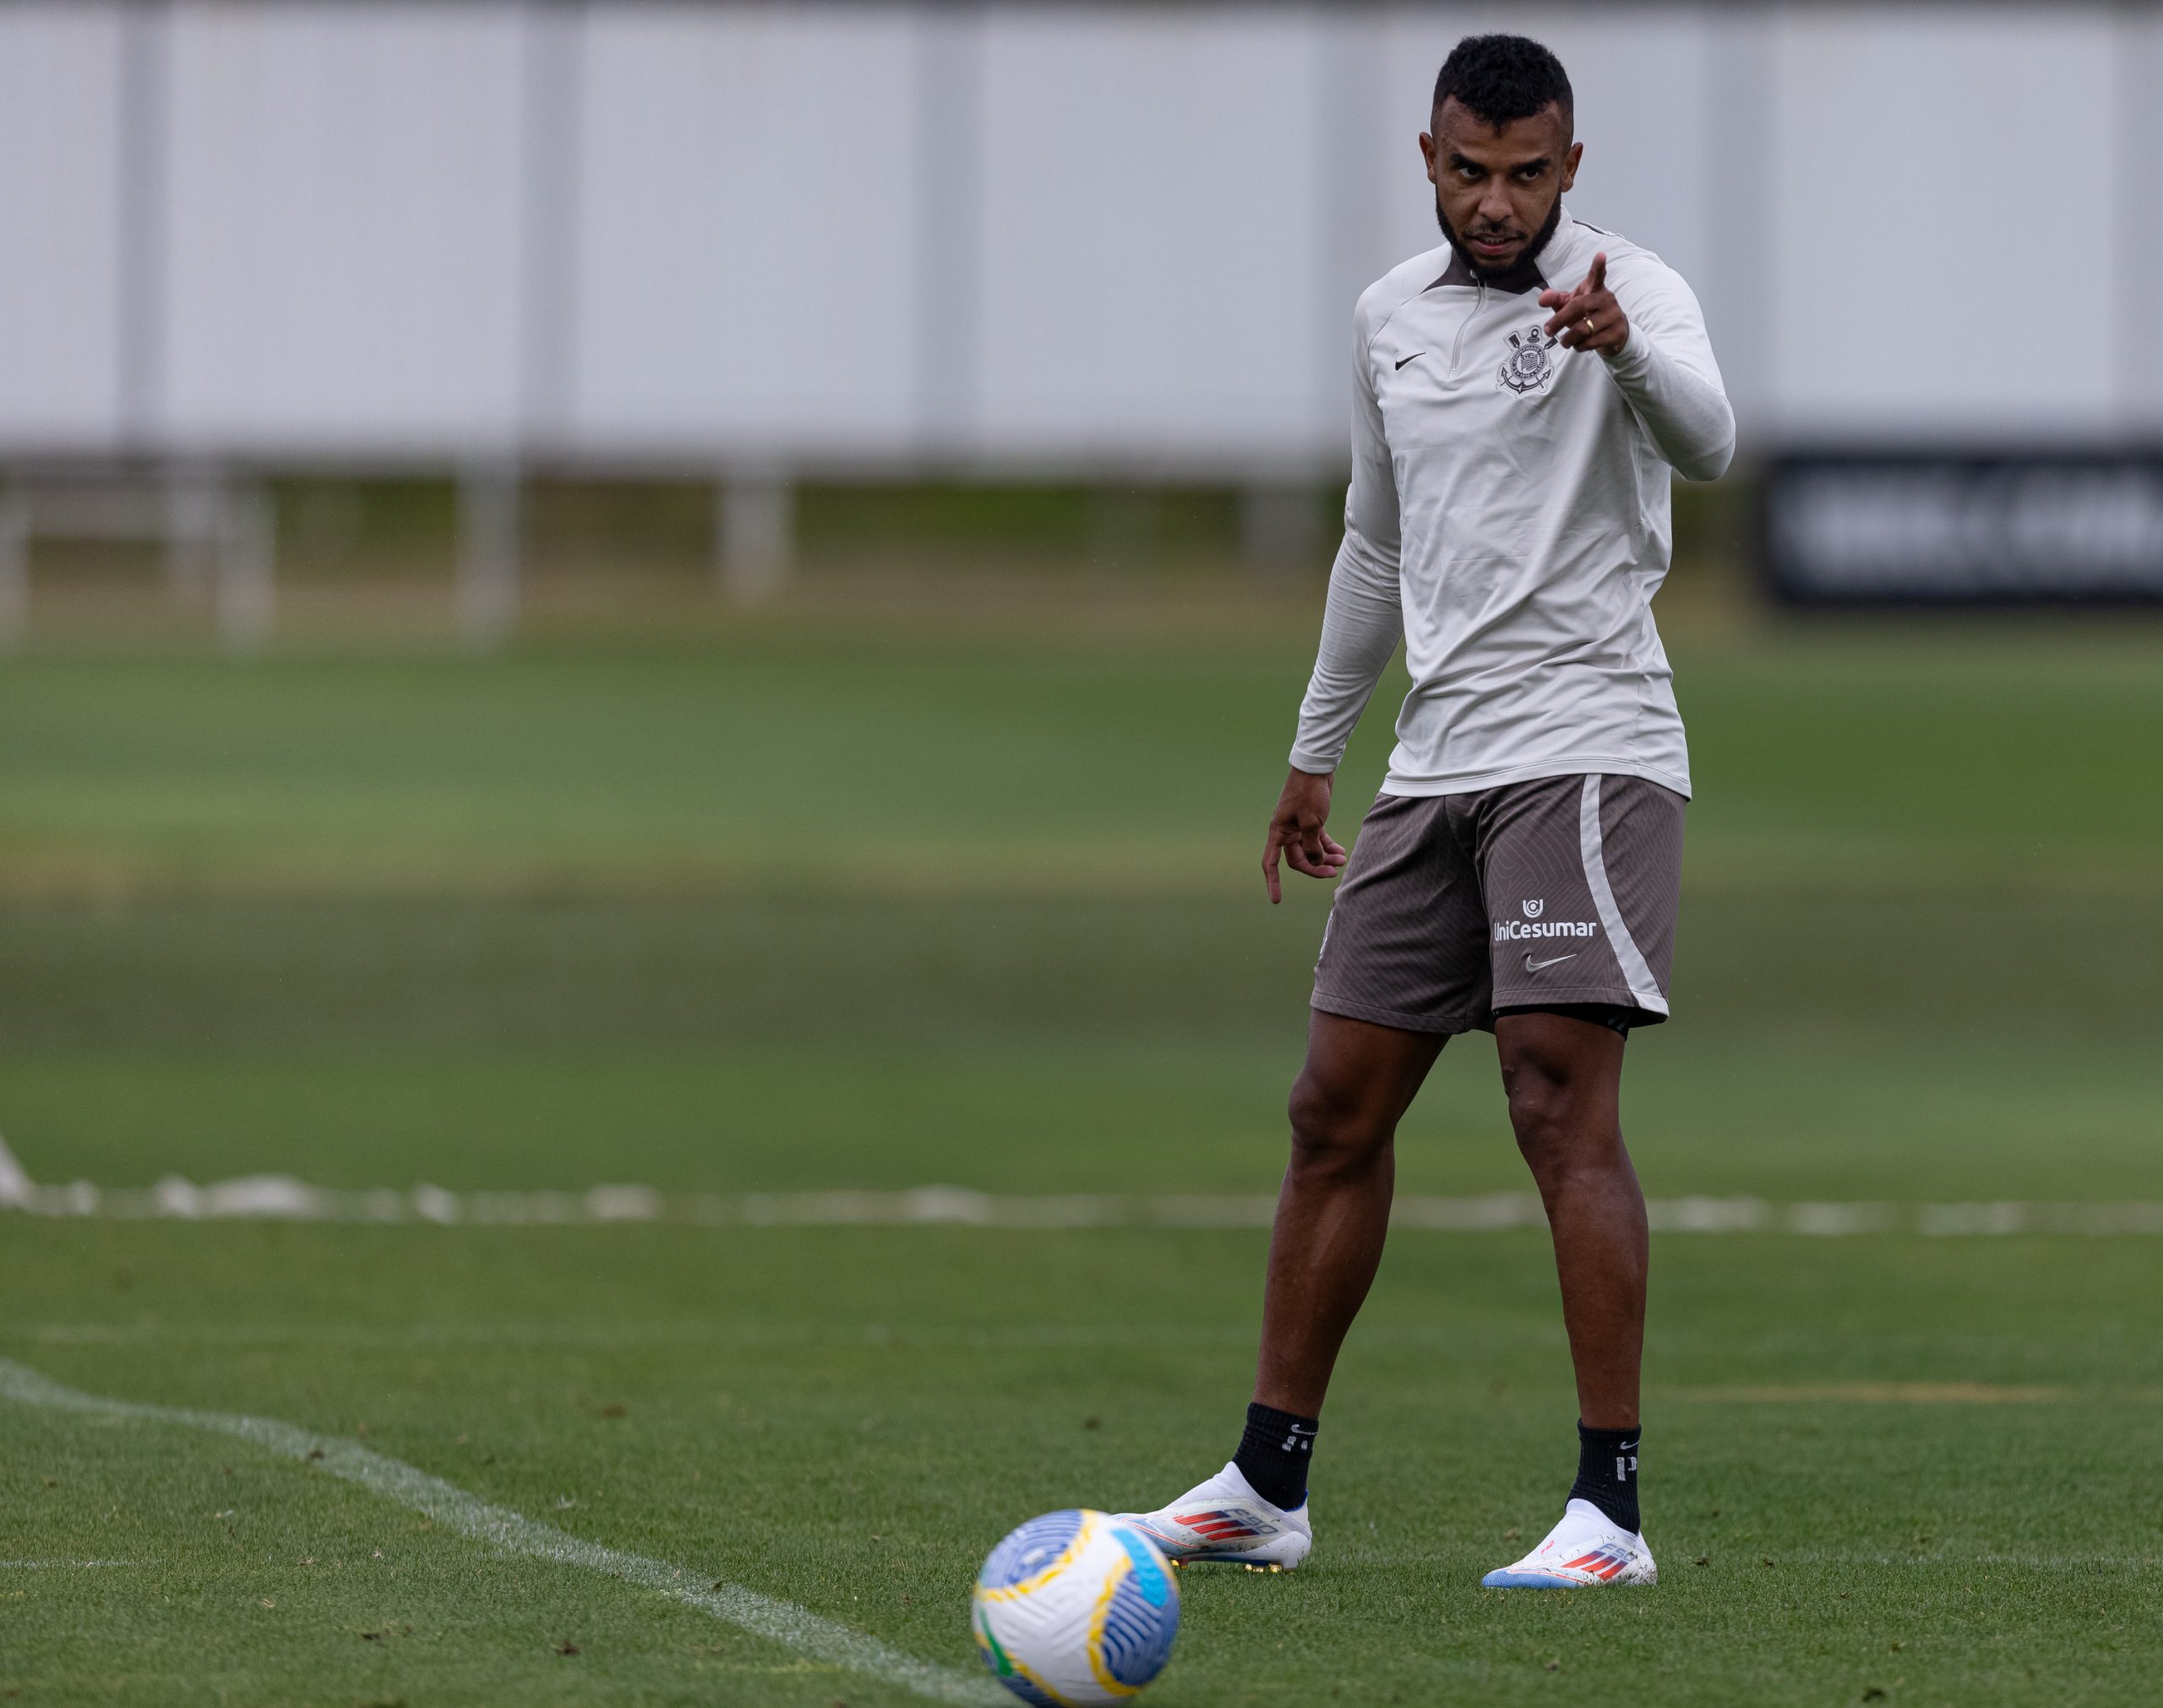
left=0, top=1133, right=35, bottom=1209
left=1, top=1164, right=2158, bottom=1236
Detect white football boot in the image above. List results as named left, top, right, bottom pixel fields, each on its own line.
left=1114, top=1461, right=1312, bottom=1571
left=1481, top=1497, right=1657, bottom=1588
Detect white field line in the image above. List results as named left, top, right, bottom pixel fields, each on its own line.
left=1, top=1164, right=2161, bottom=1237
left=0, top=1358, right=1000, bottom=1706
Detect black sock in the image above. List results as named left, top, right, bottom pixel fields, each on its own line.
left=1570, top=1421, right=1641, bottom=1533
left=1232, top=1402, right=1317, bottom=1510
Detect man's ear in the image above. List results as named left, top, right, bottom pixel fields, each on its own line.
left=1419, top=131, right=1438, bottom=184
left=1560, top=141, right=1583, bottom=194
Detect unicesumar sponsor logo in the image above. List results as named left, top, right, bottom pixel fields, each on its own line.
left=1493, top=897, right=1598, bottom=942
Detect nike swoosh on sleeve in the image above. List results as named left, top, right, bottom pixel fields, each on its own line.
left=1394, top=351, right=1425, bottom=370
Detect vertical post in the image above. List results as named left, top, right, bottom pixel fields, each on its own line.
left=165, top=467, right=218, bottom=605
left=215, top=480, right=275, bottom=652
left=1703, top=10, right=1776, bottom=441
left=517, top=0, right=582, bottom=455
left=716, top=470, right=793, bottom=602
left=0, top=489, right=29, bottom=648
left=2114, top=7, right=2163, bottom=432
left=1311, top=10, right=1388, bottom=458
left=459, top=464, right=522, bottom=646
left=115, top=0, right=170, bottom=453
left=912, top=5, right=985, bottom=454
left=1241, top=481, right=1321, bottom=576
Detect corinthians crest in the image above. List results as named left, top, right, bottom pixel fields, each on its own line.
left=1498, top=323, right=1559, bottom=394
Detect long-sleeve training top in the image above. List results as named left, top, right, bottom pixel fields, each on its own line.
left=1289, top=207, right=1734, bottom=798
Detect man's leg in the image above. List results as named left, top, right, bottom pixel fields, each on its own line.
left=1120, top=791, right=1474, bottom=1564
left=1115, top=1009, right=1444, bottom=1568
left=1475, top=772, right=1676, bottom=1588
left=1479, top=1004, right=1660, bottom=1587
left=1254, top=1010, right=1447, bottom=1417
left=1494, top=1009, right=1643, bottom=1428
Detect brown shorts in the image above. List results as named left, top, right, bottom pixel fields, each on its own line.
left=1310, top=773, right=1685, bottom=1034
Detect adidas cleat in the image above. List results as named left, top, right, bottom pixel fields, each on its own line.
left=1114, top=1461, right=1311, bottom=1570
left=1481, top=1498, right=1657, bottom=1589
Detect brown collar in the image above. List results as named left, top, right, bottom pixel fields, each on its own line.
left=1426, top=248, right=1547, bottom=296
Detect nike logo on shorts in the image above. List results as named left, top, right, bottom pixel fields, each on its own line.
left=1524, top=952, right=1578, bottom=972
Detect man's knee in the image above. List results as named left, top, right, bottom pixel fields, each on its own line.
left=1501, top=1039, right=1620, bottom=1184
left=1286, top=1066, right=1394, bottom=1174
left=1504, top=1063, right=1573, bottom=1172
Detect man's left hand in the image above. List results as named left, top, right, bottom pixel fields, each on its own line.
left=1539, top=251, right=1629, bottom=357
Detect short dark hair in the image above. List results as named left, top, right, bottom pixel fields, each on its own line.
left=1432, top=34, right=1573, bottom=131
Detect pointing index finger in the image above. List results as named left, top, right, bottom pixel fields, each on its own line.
left=1587, top=251, right=1608, bottom=293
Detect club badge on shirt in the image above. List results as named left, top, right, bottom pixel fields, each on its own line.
left=1498, top=324, right=1560, bottom=394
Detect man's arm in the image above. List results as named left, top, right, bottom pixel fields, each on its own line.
left=1286, top=523, right=1402, bottom=778
left=1265, top=310, right=1403, bottom=904
left=1541, top=252, right=1735, bottom=481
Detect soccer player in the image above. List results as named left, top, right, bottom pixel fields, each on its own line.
left=1118, top=35, right=1733, bottom=1589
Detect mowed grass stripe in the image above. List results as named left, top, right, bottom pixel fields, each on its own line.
left=7, top=1326, right=2160, bottom=1409
left=2, top=637, right=2158, bottom=897
left=0, top=1357, right=1001, bottom=1706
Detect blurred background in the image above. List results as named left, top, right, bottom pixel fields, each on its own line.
left=3, top=0, right=2160, bottom=642
left=0, top=1, right=2158, bottom=1226
left=3, top=9, right=2160, bottom=1699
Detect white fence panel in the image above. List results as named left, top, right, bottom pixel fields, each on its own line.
left=0, top=8, right=127, bottom=453
left=0, top=2, right=2155, bottom=469
left=972, top=7, right=1328, bottom=469
left=159, top=2, right=527, bottom=457
left=572, top=4, right=922, bottom=461
left=1768, top=8, right=2119, bottom=438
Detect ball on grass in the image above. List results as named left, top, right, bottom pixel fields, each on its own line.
left=971, top=1509, right=1180, bottom=1705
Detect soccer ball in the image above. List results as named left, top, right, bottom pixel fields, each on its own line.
left=971, top=1508, right=1180, bottom=1705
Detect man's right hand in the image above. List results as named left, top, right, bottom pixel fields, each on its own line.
left=1262, top=768, right=1348, bottom=904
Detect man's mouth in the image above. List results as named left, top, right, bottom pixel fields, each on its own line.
left=1468, top=231, right=1521, bottom=256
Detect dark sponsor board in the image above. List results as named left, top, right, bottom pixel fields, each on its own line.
left=1761, top=450, right=2163, bottom=605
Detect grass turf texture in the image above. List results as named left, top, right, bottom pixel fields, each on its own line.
left=6, top=1227, right=2160, bottom=1706
left=3, top=607, right=2162, bottom=1704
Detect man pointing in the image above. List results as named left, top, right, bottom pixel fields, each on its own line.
left=1120, top=33, right=1733, bottom=1590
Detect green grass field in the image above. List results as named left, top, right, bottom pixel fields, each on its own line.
left=3, top=602, right=2161, bottom=1705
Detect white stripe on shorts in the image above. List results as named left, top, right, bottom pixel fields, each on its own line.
left=1578, top=775, right=1669, bottom=1015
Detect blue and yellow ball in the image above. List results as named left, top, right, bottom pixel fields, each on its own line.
left=972, top=1509, right=1180, bottom=1705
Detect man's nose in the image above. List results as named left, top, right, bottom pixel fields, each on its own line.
left=1478, top=179, right=1514, bottom=226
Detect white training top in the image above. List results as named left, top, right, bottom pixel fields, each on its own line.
left=1288, top=208, right=1734, bottom=799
